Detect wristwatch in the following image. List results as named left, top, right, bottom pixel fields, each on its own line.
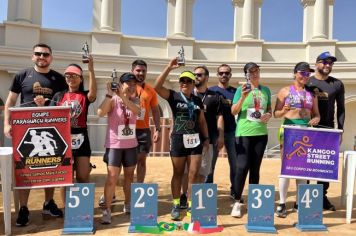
left=155, top=127, right=161, bottom=132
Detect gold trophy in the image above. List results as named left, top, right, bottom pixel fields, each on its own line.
left=177, top=46, right=185, bottom=66
left=82, top=42, right=90, bottom=63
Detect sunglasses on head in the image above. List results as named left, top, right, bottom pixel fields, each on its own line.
left=34, top=52, right=51, bottom=58
left=298, top=71, right=311, bottom=77
left=179, top=78, right=193, bottom=84
left=318, top=60, right=334, bottom=66
left=218, top=71, right=231, bottom=76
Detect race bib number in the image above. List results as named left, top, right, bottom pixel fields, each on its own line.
left=247, top=108, right=264, bottom=122
left=137, top=108, right=146, bottom=120
left=118, top=124, right=136, bottom=140
left=71, top=133, right=84, bottom=150
left=183, top=133, right=200, bottom=148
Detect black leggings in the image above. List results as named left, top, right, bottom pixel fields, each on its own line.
left=233, top=135, right=268, bottom=200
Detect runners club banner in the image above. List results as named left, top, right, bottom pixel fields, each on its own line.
left=280, top=125, right=342, bottom=182
left=10, top=106, right=73, bottom=189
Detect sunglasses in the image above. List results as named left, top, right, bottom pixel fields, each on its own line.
left=65, top=74, right=81, bottom=79
left=218, top=71, right=231, bottom=76
left=195, top=73, right=206, bottom=78
left=298, top=71, right=311, bottom=77
left=179, top=78, right=193, bottom=84
left=33, top=52, right=51, bottom=58
left=318, top=60, right=334, bottom=66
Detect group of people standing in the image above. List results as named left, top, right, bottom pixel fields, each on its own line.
left=3, top=43, right=345, bottom=226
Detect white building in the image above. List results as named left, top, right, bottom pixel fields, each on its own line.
left=0, top=0, right=355, bottom=155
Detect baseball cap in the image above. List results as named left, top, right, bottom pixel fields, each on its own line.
left=64, top=65, right=82, bottom=76
left=119, top=73, right=138, bottom=83
left=316, top=51, right=337, bottom=62
left=179, top=71, right=196, bottom=81
left=294, top=62, right=315, bottom=73
left=244, top=62, right=260, bottom=74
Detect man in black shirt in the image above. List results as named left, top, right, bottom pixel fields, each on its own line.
left=4, top=43, right=67, bottom=226
left=306, top=51, right=345, bottom=211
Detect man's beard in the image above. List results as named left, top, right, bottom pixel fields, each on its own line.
left=35, top=61, right=50, bottom=69
left=195, top=80, right=203, bottom=88
left=317, top=67, right=331, bottom=76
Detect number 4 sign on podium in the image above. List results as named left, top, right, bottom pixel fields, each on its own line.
left=62, top=183, right=95, bottom=234
left=296, top=184, right=327, bottom=231
left=246, top=184, right=276, bottom=233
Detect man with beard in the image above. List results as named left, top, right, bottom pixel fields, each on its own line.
left=208, top=64, right=238, bottom=199
left=132, top=59, right=161, bottom=183
left=306, top=52, right=345, bottom=211
left=179, top=65, right=224, bottom=209
left=4, top=43, right=67, bottom=226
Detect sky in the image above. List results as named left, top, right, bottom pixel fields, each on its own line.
left=0, top=0, right=356, bottom=42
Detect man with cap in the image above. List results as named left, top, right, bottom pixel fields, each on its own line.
left=306, top=52, right=345, bottom=211
left=3, top=43, right=66, bottom=226
left=154, top=58, right=209, bottom=220
left=208, top=64, right=238, bottom=199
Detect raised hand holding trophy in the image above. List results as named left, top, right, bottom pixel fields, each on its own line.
left=177, top=46, right=185, bottom=66
left=82, top=42, right=90, bottom=63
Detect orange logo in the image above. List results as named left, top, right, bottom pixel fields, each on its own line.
left=286, top=136, right=312, bottom=160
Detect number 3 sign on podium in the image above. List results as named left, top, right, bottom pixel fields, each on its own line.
left=62, top=183, right=95, bottom=234
left=246, top=184, right=277, bottom=233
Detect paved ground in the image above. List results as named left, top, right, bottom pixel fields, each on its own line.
left=1, top=157, right=355, bottom=235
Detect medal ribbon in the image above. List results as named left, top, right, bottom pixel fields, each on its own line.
left=253, top=88, right=261, bottom=112
left=180, top=92, right=195, bottom=120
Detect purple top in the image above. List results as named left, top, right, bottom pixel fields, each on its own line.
left=285, top=85, right=313, bottom=110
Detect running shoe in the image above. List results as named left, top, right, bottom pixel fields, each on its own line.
left=16, top=206, right=29, bottom=226
left=275, top=203, right=287, bottom=218
left=180, top=193, right=188, bottom=209
left=42, top=199, right=63, bottom=217
left=101, top=209, right=111, bottom=224
left=323, top=197, right=336, bottom=211
left=231, top=201, right=242, bottom=218
left=171, top=204, right=181, bottom=220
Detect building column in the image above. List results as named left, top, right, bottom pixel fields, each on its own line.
left=174, top=0, right=186, bottom=36
left=233, top=0, right=263, bottom=40
left=301, top=0, right=334, bottom=42
left=92, top=0, right=121, bottom=32
left=7, top=0, right=42, bottom=25
left=313, top=0, right=327, bottom=39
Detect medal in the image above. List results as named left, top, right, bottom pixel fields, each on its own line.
left=186, top=120, right=195, bottom=129
left=251, top=88, right=262, bottom=119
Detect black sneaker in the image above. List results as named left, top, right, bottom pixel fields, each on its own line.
left=275, top=204, right=287, bottom=218
left=293, top=202, right=298, bottom=212
left=180, top=194, right=188, bottom=209
left=323, top=197, right=336, bottom=211
left=42, top=199, right=63, bottom=217
left=16, top=206, right=29, bottom=226
left=171, top=204, right=181, bottom=220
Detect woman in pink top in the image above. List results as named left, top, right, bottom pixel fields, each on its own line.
left=97, top=73, right=140, bottom=224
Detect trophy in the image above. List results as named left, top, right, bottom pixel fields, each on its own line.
left=245, top=72, right=251, bottom=90
left=82, top=41, right=90, bottom=63
left=177, top=46, right=185, bottom=66
left=110, top=69, right=118, bottom=91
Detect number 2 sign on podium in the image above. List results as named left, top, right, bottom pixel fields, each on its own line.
left=62, top=183, right=95, bottom=234
left=129, top=183, right=158, bottom=233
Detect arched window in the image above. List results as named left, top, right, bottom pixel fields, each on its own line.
left=261, top=0, right=302, bottom=42
left=193, top=0, right=233, bottom=41
left=334, top=0, right=356, bottom=41
left=42, top=0, right=93, bottom=32
left=121, top=0, right=166, bottom=37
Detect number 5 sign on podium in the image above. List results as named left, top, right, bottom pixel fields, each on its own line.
left=296, top=184, right=327, bottom=231
left=246, top=184, right=276, bottom=233
left=62, top=183, right=95, bottom=234
left=191, top=184, right=217, bottom=227
left=129, top=183, right=158, bottom=233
